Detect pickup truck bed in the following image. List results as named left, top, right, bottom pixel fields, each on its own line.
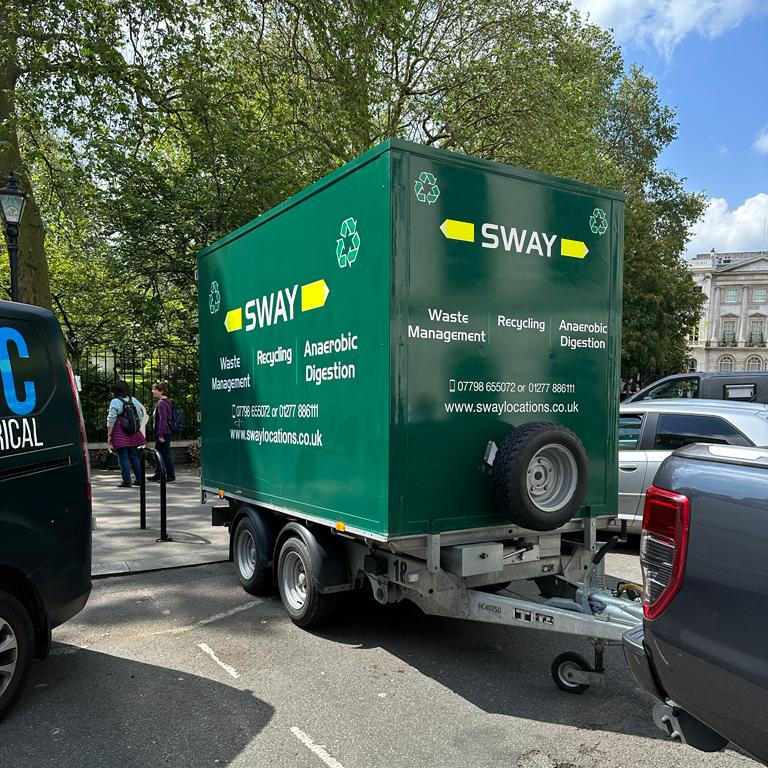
left=624, top=443, right=768, bottom=764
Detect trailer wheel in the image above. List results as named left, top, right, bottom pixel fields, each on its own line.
left=494, top=422, right=588, bottom=531
left=551, top=652, right=591, bottom=694
left=233, top=516, right=271, bottom=595
left=0, top=590, right=34, bottom=721
left=277, top=537, right=338, bottom=628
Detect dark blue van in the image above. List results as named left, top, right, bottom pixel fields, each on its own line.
left=0, top=302, right=91, bottom=719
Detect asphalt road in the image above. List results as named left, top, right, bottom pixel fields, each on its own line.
left=0, top=557, right=755, bottom=768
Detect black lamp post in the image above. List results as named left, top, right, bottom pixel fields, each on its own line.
left=0, top=172, right=28, bottom=302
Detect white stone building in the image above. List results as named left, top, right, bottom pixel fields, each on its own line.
left=688, top=250, right=768, bottom=372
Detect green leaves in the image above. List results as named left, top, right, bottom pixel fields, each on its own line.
left=5, top=0, right=705, bottom=377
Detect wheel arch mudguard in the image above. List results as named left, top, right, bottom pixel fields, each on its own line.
left=229, top=504, right=280, bottom=567
left=273, top=521, right=350, bottom=591
left=0, top=564, right=50, bottom=659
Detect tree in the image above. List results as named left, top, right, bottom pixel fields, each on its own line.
left=6, top=0, right=705, bottom=381
left=602, top=67, right=705, bottom=377
left=0, top=2, right=51, bottom=306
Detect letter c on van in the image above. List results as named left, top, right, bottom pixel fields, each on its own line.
left=0, top=328, right=36, bottom=415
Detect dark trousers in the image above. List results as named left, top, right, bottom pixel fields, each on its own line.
left=155, top=436, right=176, bottom=480
left=116, top=446, right=141, bottom=484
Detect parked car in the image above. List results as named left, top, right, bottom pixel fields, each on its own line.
left=0, top=302, right=92, bottom=719
left=625, top=371, right=768, bottom=404
left=607, top=399, right=768, bottom=534
left=624, top=443, right=768, bottom=763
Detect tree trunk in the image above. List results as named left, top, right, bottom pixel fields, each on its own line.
left=0, top=10, right=52, bottom=309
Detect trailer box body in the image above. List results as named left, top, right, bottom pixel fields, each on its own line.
left=198, top=140, right=623, bottom=540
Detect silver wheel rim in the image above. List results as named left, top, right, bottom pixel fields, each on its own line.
left=0, top=616, right=18, bottom=699
left=281, top=551, right=307, bottom=612
left=526, top=443, right=578, bottom=512
left=558, top=660, right=583, bottom=688
left=235, top=528, right=256, bottom=580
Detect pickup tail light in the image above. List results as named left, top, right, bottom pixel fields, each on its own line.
left=640, top=486, right=690, bottom=620
left=67, top=361, right=92, bottom=504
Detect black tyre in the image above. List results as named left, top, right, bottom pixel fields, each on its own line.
left=233, top=516, right=272, bottom=595
left=493, top=422, right=588, bottom=531
left=551, top=652, right=591, bottom=694
left=0, top=591, right=34, bottom=721
left=277, top=537, right=338, bottom=628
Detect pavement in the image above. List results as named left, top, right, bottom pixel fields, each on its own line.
left=91, top=467, right=230, bottom=577
left=90, top=467, right=644, bottom=586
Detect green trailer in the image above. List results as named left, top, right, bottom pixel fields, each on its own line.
left=199, top=140, right=641, bottom=691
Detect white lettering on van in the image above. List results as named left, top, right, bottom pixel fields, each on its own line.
left=0, top=417, right=43, bottom=452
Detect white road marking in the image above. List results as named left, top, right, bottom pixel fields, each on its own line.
left=290, top=727, right=346, bottom=768
left=197, top=642, right=240, bottom=679
left=154, top=599, right=266, bottom=636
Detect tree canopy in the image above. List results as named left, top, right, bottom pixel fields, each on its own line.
left=0, top=0, right=703, bottom=374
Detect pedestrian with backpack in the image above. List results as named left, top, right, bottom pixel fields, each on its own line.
left=150, top=381, right=176, bottom=482
left=107, top=380, right=147, bottom=488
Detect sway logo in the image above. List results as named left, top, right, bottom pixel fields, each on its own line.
left=223, top=280, right=330, bottom=334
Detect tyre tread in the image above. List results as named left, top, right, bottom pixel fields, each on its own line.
left=493, top=421, right=588, bottom=530
left=233, top=517, right=272, bottom=595
left=0, top=590, right=34, bottom=721
left=278, top=538, right=339, bottom=629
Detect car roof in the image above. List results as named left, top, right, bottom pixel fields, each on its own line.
left=620, top=398, right=768, bottom=416
left=696, top=371, right=768, bottom=379
left=626, top=370, right=768, bottom=403
left=636, top=372, right=768, bottom=381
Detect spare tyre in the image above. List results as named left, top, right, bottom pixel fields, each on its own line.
left=493, top=421, right=588, bottom=531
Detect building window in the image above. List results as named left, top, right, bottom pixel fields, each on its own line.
left=724, top=288, right=740, bottom=303
left=719, top=355, right=735, bottom=372
left=753, top=288, right=767, bottom=303
left=746, top=356, right=763, bottom=371
left=721, top=319, right=737, bottom=345
left=688, top=358, right=697, bottom=372
left=689, top=324, right=700, bottom=343
left=751, top=320, right=765, bottom=346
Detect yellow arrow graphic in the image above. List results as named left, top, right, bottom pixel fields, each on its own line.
left=561, top=239, right=590, bottom=259
left=224, top=308, right=243, bottom=332
left=301, top=279, right=330, bottom=312
left=440, top=219, right=475, bottom=242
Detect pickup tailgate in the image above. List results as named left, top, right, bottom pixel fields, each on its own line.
left=646, top=447, right=768, bottom=763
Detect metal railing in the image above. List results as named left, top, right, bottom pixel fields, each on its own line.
left=71, top=344, right=198, bottom=443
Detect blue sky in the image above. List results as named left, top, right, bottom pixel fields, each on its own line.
left=570, top=0, right=768, bottom=258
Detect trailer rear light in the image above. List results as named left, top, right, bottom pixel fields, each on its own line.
left=67, top=361, right=91, bottom=504
left=640, top=486, right=690, bottom=620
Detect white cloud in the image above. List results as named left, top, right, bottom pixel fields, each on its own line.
left=754, top=127, right=768, bottom=154
left=570, top=0, right=768, bottom=56
left=685, top=193, right=768, bottom=259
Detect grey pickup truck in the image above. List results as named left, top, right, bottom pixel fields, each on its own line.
left=623, top=442, right=768, bottom=764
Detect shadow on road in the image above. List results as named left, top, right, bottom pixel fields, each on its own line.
left=313, top=591, right=661, bottom=743
left=1, top=646, right=273, bottom=768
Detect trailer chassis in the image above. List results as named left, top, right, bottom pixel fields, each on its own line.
left=343, top=521, right=642, bottom=693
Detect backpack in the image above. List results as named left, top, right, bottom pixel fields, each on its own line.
left=119, top=396, right=140, bottom=435
left=169, top=402, right=185, bottom=435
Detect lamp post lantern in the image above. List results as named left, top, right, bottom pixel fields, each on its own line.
left=0, top=172, right=28, bottom=302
